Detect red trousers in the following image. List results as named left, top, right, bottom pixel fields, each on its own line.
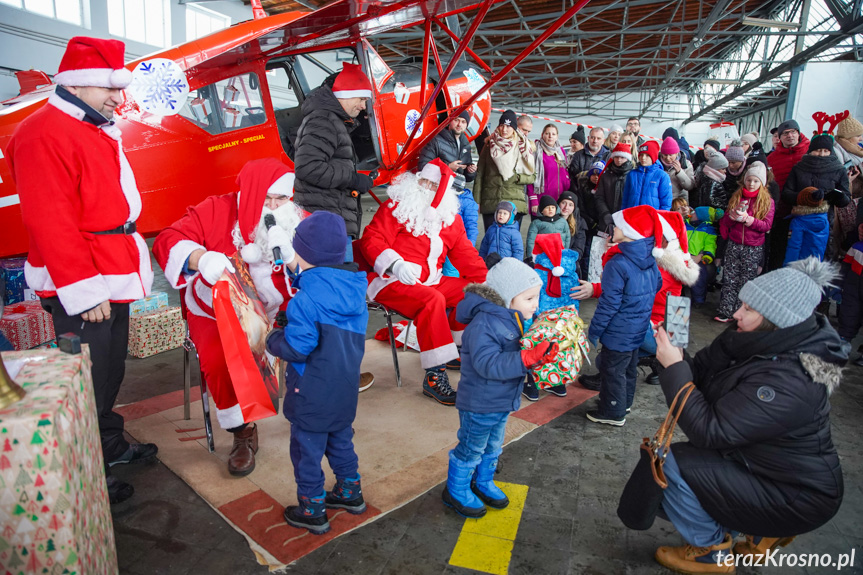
left=374, top=276, right=469, bottom=369
left=187, top=312, right=244, bottom=430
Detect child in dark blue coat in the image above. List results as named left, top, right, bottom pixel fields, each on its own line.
left=266, top=212, right=370, bottom=535
left=479, top=201, right=524, bottom=263
left=443, top=257, right=557, bottom=518
left=784, top=187, right=830, bottom=266
left=587, top=205, right=662, bottom=426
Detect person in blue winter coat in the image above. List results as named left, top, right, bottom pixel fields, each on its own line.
left=265, top=211, right=370, bottom=535
left=621, top=140, right=672, bottom=210
left=587, top=205, right=663, bottom=427
left=442, top=175, right=480, bottom=277
left=784, top=186, right=831, bottom=266
left=442, top=257, right=558, bottom=518
left=479, top=201, right=523, bottom=262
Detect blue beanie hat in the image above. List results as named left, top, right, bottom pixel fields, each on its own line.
left=293, top=211, right=346, bottom=266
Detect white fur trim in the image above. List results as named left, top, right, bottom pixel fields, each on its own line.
left=164, top=239, right=205, bottom=289
left=420, top=342, right=459, bottom=370
left=612, top=211, right=644, bottom=240
left=184, top=281, right=214, bottom=320
left=241, top=243, right=263, bottom=264
left=333, top=89, right=372, bottom=99
left=53, top=275, right=112, bottom=316
left=374, top=248, right=403, bottom=278
left=54, top=67, right=131, bottom=89
left=552, top=266, right=565, bottom=277
left=419, top=163, right=442, bottom=183
left=248, top=262, right=284, bottom=323
left=426, top=233, right=444, bottom=285
left=103, top=272, right=148, bottom=300
left=215, top=403, right=244, bottom=429
left=658, top=214, right=676, bottom=241
left=24, top=261, right=57, bottom=292
left=609, top=151, right=632, bottom=161
left=268, top=173, right=295, bottom=198
left=451, top=329, right=463, bottom=346
left=656, top=245, right=700, bottom=286
left=132, top=232, right=154, bottom=296
left=47, top=91, right=86, bottom=120
left=652, top=247, right=666, bottom=258
left=367, top=275, right=396, bottom=302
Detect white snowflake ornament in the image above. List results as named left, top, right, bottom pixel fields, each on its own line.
left=128, top=58, right=190, bottom=116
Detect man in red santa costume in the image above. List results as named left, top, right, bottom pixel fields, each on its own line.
left=153, top=158, right=304, bottom=476
left=7, top=36, right=156, bottom=505
left=359, top=158, right=487, bottom=406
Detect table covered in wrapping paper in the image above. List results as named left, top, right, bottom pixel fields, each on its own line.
left=0, top=346, right=117, bottom=574
left=520, top=307, right=591, bottom=390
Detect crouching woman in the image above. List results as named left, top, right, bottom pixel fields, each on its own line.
left=651, top=257, right=847, bottom=573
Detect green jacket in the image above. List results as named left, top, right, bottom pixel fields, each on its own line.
left=526, top=216, right=571, bottom=259
left=473, top=145, right=536, bottom=214
left=686, top=206, right=723, bottom=264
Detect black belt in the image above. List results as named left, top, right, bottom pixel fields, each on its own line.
left=91, top=222, right=137, bottom=235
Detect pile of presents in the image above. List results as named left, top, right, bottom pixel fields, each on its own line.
left=1, top=257, right=183, bottom=358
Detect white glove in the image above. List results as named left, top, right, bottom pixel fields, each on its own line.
left=267, top=225, right=295, bottom=264
left=198, top=251, right=235, bottom=285
left=392, top=260, right=418, bottom=285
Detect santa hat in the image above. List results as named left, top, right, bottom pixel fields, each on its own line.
left=637, top=140, right=660, bottom=164
left=54, top=36, right=132, bottom=89
left=656, top=210, right=700, bottom=286
left=532, top=233, right=566, bottom=298
left=609, top=142, right=632, bottom=161
left=419, top=158, right=456, bottom=222
left=611, top=205, right=664, bottom=256
left=332, top=63, right=372, bottom=99
left=235, top=158, right=294, bottom=263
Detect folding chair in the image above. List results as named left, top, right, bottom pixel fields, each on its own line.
left=179, top=291, right=215, bottom=453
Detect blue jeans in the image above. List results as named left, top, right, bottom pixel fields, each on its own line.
left=660, top=449, right=731, bottom=547
left=452, top=410, right=509, bottom=466
left=639, top=325, right=657, bottom=358
left=598, top=347, right=639, bottom=417
left=290, top=423, right=359, bottom=498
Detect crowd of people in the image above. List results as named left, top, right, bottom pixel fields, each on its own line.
left=5, top=35, right=858, bottom=574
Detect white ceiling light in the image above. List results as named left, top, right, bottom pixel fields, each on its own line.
left=741, top=17, right=800, bottom=30
left=702, top=79, right=742, bottom=85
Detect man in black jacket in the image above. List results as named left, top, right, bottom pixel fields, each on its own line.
left=568, top=127, right=609, bottom=178
left=293, top=63, right=375, bottom=257
left=418, top=111, right=477, bottom=182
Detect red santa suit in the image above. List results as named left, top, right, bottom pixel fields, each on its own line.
left=153, top=159, right=301, bottom=429
left=359, top=161, right=487, bottom=369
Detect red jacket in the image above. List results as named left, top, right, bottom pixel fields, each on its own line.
left=768, top=135, right=810, bottom=190
left=6, top=92, right=153, bottom=315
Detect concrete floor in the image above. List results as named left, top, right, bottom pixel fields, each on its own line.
left=109, top=198, right=863, bottom=574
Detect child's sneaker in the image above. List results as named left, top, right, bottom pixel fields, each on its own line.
left=445, top=357, right=461, bottom=370
left=544, top=384, right=567, bottom=397
left=325, top=474, right=367, bottom=514
left=284, top=492, right=330, bottom=535
left=586, top=410, right=626, bottom=427
left=423, top=366, right=456, bottom=406
left=522, top=380, right=539, bottom=402
left=713, top=314, right=733, bottom=323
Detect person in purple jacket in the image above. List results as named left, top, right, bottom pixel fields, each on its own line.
left=527, top=124, right=571, bottom=216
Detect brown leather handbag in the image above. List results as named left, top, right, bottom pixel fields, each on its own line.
left=617, top=381, right=696, bottom=530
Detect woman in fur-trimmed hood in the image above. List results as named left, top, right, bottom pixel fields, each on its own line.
left=650, top=257, right=848, bottom=572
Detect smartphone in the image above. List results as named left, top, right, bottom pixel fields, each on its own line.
left=844, top=159, right=854, bottom=170
left=665, top=295, right=691, bottom=348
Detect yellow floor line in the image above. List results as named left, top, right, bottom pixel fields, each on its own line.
left=448, top=482, right=530, bottom=575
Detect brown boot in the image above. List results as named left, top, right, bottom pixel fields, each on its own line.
left=228, top=424, right=258, bottom=477
left=655, top=533, right=735, bottom=574
left=733, top=535, right=795, bottom=561
left=359, top=372, right=375, bottom=392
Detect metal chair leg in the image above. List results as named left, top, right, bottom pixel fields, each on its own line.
left=198, top=366, right=215, bottom=453
left=384, top=309, right=401, bottom=387
left=183, top=341, right=191, bottom=420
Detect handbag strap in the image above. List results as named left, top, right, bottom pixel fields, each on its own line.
left=652, top=381, right=696, bottom=453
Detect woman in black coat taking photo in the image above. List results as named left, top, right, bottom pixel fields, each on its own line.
left=650, top=257, right=847, bottom=574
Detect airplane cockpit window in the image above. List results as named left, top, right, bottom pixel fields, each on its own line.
left=292, top=48, right=358, bottom=97
left=178, top=72, right=267, bottom=134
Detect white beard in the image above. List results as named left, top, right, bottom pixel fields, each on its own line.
left=233, top=200, right=304, bottom=264
left=387, top=172, right=460, bottom=238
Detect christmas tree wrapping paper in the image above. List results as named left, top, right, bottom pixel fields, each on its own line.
left=128, top=307, right=184, bottom=359
left=520, top=306, right=591, bottom=390
left=0, top=346, right=118, bottom=574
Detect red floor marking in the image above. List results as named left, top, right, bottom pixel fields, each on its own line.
left=176, top=427, right=203, bottom=433
left=178, top=436, right=207, bottom=442
left=512, top=383, right=597, bottom=426
left=219, top=490, right=381, bottom=565
left=116, top=387, right=202, bottom=421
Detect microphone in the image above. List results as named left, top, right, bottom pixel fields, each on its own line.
left=263, top=214, right=283, bottom=265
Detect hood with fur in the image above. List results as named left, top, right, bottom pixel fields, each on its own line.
left=655, top=243, right=700, bottom=286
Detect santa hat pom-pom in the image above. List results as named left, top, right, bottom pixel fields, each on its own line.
left=652, top=247, right=666, bottom=258
left=552, top=266, right=565, bottom=277
left=110, top=68, right=132, bottom=89
left=241, top=243, right=263, bottom=264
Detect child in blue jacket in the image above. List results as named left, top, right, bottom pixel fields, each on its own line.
left=443, top=177, right=481, bottom=277
left=443, top=257, right=557, bottom=518
left=587, top=205, right=662, bottom=427
left=266, top=212, right=370, bottom=535
left=479, top=201, right=524, bottom=263
left=621, top=141, right=672, bottom=211
left=784, top=187, right=830, bottom=266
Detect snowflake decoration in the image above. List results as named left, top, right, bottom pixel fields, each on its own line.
left=405, top=109, right=423, bottom=137
left=128, top=58, right=190, bottom=117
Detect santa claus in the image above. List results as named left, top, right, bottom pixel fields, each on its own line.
left=359, top=158, right=487, bottom=405
left=153, top=158, right=303, bottom=476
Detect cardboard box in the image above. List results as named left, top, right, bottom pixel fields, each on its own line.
left=0, top=299, right=55, bottom=350
left=128, top=306, right=184, bottom=358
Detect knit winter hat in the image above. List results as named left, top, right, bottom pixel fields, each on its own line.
left=293, top=211, right=346, bottom=266
left=808, top=135, right=835, bottom=154
left=332, top=63, right=372, bottom=99
left=587, top=160, right=606, bottom=177
left=499, top=110, right=518, bottom=127
left=608, top=124, right=624, bottom=135
left=837, top=114, right=863, bottom=139
left=662, top=127, right=680, bottom=142
left=660, top=137, right=680, bottom=156
left=452, top=173, right=466, bottom=192
left=457, top=110, right=471, bottom=122
left=744, top=161, right=767, bottom=187
left=496, top=201, right=514, bottom=215
left=55, top=36, right=132, bottom=89
left=740, top=133, right=758, bottom=148
left=485, top=257, right=542, bottom=309
left=706, top=149, right=729, bottom=170
left=704, top=139, right=720, bottom=152
left=725, top=146, right=746, bottom=163
left=558, top=191, right=578, bottom=207
left=638, top=140, right=660, bottom=164
left=738, top=257, right=839, bottom=328
left=777, top=119, right=800, bottom=134
left=609, top=142, right=632, bottom=161
left=539, top=195, right=558, bottom=213
left=571, top=125, right=586, bottom=144
left=612, top=205, right=664, bottom=254
left=797, top=187, right=825, bottom=207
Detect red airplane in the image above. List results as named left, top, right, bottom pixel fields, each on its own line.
left=0, top=0, right=589, bottom=258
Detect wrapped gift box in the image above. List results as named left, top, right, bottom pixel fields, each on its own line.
left=0, top=346, right=118, bottom=574
left=128, top=306, right=184, bottom=358
left=520, top=306, right=590, bottom=390
left=0, top=300, right=55, bottom=350
left=190, top=96, right=212, bottom=122
left=129, top=291, right=169, bottom=317
left=223, top=107, right=241, bottom=128
left=1, top=257, right=28, bottom=305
